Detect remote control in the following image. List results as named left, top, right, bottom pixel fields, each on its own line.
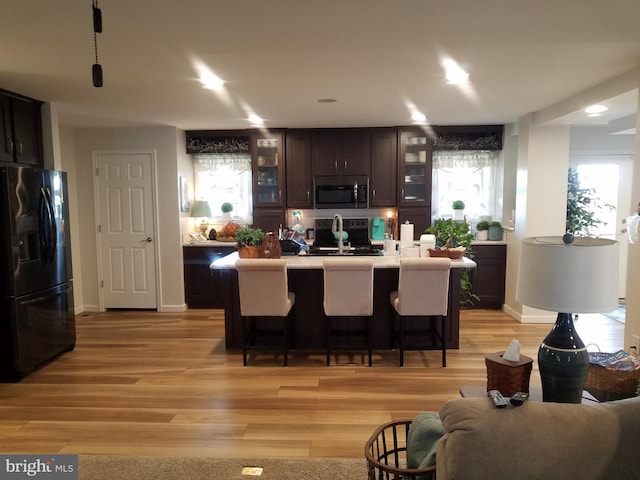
left=487, top=390, right=508, bottom=408
left=510, top=391, right=529, bottom=406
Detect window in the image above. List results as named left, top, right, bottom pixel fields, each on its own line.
left=192, top=154, right=252, bottom=223
left=575, top=163, right=619, bottom=238
left=432, top=150, right=499, bottom=220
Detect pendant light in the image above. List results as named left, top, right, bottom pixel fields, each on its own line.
left=92, top=0, right=103, bottom=87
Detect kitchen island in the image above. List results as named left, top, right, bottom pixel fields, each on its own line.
left=211, top=253, right=476, bottom=351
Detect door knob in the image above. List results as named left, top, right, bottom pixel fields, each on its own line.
left=143, top=237, right=153, bottom=243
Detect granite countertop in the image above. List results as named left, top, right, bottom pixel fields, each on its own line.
left=183, top=240, right=238, bottom=247
left=211, top=251, right=476, bottom=270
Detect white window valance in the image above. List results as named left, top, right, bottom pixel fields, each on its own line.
left=433, top=150, right=498, bottom=169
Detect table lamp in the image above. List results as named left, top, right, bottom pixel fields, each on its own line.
left=516, top=236, right=618, bottom=403
left=191, top=200, right=212, bottom=235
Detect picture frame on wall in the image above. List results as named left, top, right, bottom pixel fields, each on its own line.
left=179, top=176, right=189, bottom=212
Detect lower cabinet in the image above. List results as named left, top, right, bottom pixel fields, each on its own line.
left=469, top=244, right=506, bottom=309
left=183, top=246, right=236, bottom=308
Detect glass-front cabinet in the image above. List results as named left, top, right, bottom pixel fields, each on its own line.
left=251, top=131, right=284, bottom=208
left=398, top=129, right=432, bottom=207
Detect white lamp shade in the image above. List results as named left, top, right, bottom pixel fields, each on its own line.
left=516, top=236, right=618, bottom=313
left=627, top=213, right=639, bottom=243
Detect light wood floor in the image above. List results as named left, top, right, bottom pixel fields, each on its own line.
left=0, top=308, right=623, bottom=458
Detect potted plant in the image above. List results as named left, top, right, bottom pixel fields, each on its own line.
left=234, top=226, right=265, bottom=258
left=426, top=217, right=475, bottom=250
left=476, top=220, right=490, bottom=241
left=426, top=218, right=479, bottom=307
left=452, top=200, right=465, bottom=221
left=221, top=202, right=234, bottom=222
left=488, top=221, right=503, bottom=241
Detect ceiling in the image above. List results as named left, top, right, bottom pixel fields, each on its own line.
left=1, top=0, right=639, bottom=131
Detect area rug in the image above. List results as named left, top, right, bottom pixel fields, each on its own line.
left=603, top=301, right=626, bottom=324
left=79, top=455, right=368, bottom=480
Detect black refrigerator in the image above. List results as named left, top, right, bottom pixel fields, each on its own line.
left=0, top=165, right=75, bottom=382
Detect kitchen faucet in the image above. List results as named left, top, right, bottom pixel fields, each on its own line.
left=332, top=213, right=346, bottom=254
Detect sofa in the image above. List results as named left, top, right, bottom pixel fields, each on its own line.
left=435, top=396, right=640, bottom=480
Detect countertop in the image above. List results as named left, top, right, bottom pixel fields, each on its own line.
left=211, top=251, right=476, bottom=270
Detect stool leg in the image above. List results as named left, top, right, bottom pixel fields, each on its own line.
left=326, top=316, right=331, bottom=366
left=367, top=316, right=372, bottom=367
left=283, top=315, right=289, bottom=367
left=242, top=315, right=249, bottom=366
left=441, top=315, right=447, bottom=368
left=399, top=315, right=405, bottom=367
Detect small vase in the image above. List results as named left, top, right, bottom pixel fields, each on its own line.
left=453, top=209, right=464, bottom=221
left=488, top=226, right=503, bottom=241
left=477, top=230, right=488, bottom=241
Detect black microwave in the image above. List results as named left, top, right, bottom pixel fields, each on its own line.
left=313, top=176, right=369, bottom=209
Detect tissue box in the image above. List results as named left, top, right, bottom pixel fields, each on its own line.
left=485, top=351, right=533, bottom=397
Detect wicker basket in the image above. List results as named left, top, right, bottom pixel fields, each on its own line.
left=365, top=420, right=436, bottom=480
left=485, top=351, right=533, bottom=397
left=584, top=352, right=640, bottom=402
left=237, top=245, right=263, bottom=258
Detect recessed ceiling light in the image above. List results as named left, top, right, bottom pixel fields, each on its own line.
left=317, top=98, right=337, bottom=103
left=248, top=114, right=264, bottom=126
left=442, top=59, right=469, bottom=85
left=585, top=104, right=608, bottom=114
left=411, top=111, right=426, bottom=123
left=195, top=66, right=224, bottom=91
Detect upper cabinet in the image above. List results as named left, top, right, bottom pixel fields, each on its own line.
left=312, top=129, right=370, bottom=176
left=285, top=130, right=313, bottom=208
left=251, top=130, right=284, bottom=208
left=370, top=128, right=397, bottom=207
left=0, top=89, right=43, bottom=167
left=397, top=128, right=432, bottom=207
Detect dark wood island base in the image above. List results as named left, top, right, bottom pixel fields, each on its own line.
left=214, top=253, right=474, bottom=352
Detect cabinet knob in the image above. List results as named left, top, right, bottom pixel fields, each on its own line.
left=334, top=160, right=338, bottom=171
left=15, top=138, right=23, bottom=155
left=6, top=137, right=13, bottom=154
left=344, top=159, right=347, bottom=171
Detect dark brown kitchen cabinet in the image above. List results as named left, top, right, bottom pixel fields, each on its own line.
left=285, top=130, right=313, bottom=208
left=312, top=129, right=370, bottom=176
left=398, top=207, right=430, bottom=241
left=398, top=128, right=432, bottom=207
left=469, top=244, right=506, bottom=309
left=183, top=245, right=236, bottom=308
left=370, top=128, right=397, bottom=207
left=251, top=130, right=284, bottom=208
left=252, top=208, right=285, bottom=233
left=0, top=89, right=43, bottom=167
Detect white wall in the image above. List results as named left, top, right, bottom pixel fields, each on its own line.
left=503, top=117, right=571, bottom=323
left=71, top=126, right=185, bottom=312
left=625, top=100, right=640, bottom=351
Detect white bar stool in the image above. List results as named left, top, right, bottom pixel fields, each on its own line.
left=236, top=259, right=295, bottom=366
left=322, top=258, right=375, bottom=367
left=390, top=257, right=452, bottom=367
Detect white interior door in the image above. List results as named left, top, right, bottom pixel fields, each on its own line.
left=95, top=152, right=157, bottom=309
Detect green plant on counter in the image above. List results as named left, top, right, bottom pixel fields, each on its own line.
left=476, top=220, right=490, bottom=231
left=426, top=217, right=475, bottom=249
left=221, top=202, right=234, bottom=213
left=452, top=200, right=465, bottom=210
left=234, top=226, right=264, bottom=246
left=490, top=221, right=501, bottom=228
left=426, top=218, right=478, bottom=308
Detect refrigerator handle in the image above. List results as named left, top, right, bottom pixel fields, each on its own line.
left=40, top=187, right=57, bottom=264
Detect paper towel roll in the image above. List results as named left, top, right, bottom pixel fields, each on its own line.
left=400, top=222, right=414, bottom=246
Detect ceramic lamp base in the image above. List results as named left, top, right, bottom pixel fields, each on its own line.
left=538, top=312, right=589, bottom=403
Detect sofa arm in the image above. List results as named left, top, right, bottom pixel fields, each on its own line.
left=436, top=396, right=640, bottom=480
